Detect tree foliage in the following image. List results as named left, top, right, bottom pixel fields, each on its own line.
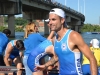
left=3, top=16, right=100, bottom=32
left=0, top=16, right=37, bottom=32
left=0, top=26, right=7, bottom=31
left=3, top=16, right=28, bottom=26
left=15, top=17, right=28, bottom=26
left=81, top=24, right=100, bottom=32
left=0, top=26, right=24, bottom=32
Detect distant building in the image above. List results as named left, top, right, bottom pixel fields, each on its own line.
left=36, top=20, right=44, bottom=32
left=36, top=20, right=44, bottom=27
left=39, top=21, right=44, bottom=27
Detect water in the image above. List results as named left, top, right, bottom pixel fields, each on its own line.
left=15, top=32, right=100, bottom=46
left=81, top=33, right=100, bottom=46
left=15, top=32, right=44, bottom=40
left=15, top=32, right=24, bottom=40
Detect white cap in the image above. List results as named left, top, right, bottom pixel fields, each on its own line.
left=49, top=8, right=65, bottom=18
left=90, top=39, right=100, bottom=48
left=45, top=8, right=65, bottom=22
left=44, top=19, right=49, bottom=22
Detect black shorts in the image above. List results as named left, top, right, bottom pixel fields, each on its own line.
left=0, top=55, right=5, bottom=66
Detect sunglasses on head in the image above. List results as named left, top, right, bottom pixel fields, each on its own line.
left=50, top=10, right=55, bottom=12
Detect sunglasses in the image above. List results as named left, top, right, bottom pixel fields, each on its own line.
left=50, top=9, right=55, bottom=12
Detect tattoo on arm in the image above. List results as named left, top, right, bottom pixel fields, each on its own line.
left=45, top=57, right=58, bottom=68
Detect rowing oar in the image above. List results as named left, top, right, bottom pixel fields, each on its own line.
left=0, top=66, right=25, bottom=73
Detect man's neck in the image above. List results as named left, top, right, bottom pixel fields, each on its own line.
left=56, top=28, right=68, bottom=40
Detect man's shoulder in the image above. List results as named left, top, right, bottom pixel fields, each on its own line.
left=29, top=33, right=41, bottom=37
left=0, top=32, right=4, bottom=36
left=69, top=30, right=81, bottom=38
left=0, top=33, right=8, bottom=40
left=0, top=32, right=3, bottom=34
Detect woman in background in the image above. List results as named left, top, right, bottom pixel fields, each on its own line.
left=23, top=22, right=46, bottom=75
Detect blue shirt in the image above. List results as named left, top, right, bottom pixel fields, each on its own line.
left=4, top=40, right=20, bottom=59
left=0, top=32, right=9, bottom=55
left=24, top=33, right=46, bottom=56
left=30, top=39, right=53, bottom=65
left=54, top=30, right=83, bottom=75
left=9, top=40, right=19, bottom=55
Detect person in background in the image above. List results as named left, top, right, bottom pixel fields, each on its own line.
left=0, top=29, right=11, bottom=75
left=27, top=31, right=55, bottom=75
left=4, top=40, right=25, bottom=75
left=24, top=24, right=39, bottom=39
left=23, top=22, right=46, bottom=75
left=90, top=39, right=99, bottom=47
left=34, top=25, right=39, bottom=33
left=34, top=8, right=97, bottom=75
left=82, top=39, right=100, bottom=75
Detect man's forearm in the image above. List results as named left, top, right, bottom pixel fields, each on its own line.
left=90, top=58, right=98, bottom=75
left=47, top=31, right=55, bottom=40
left=45, top=57, right=58, bottom=68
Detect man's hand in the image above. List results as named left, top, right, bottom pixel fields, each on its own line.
left=34, top=65, right=46, bottom=71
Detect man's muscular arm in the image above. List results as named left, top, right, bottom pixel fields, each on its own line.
left=45, top=56, right=58, bottom=69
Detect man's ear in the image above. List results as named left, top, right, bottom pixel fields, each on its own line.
left=61, top=18, right=65, bottom=24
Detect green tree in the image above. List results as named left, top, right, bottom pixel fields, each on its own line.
left=81, top=24, right=100, bottom=32
left=15, top=17, right=27, bottom=26
left=3, top=15, right=8, bottom=25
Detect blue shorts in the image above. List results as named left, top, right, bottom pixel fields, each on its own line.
left=9, top=52, right=19, bottom=60
left=27, top=49, right=47, bottom=72
left=27, top=39, right=52, bottom=72
left=0, top=55, right=5, bottom=66
left=27, top=54, right=35, bottom=72
left=82, top=64, right=100, bottom=75
left=82, top=64, right=91, bottom=75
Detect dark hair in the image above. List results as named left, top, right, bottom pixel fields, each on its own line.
left=16, top=40, right=24, bottom=50
left=59, top=17, right=67, bottom=28
left=3, top=29, right=11, bottom=36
